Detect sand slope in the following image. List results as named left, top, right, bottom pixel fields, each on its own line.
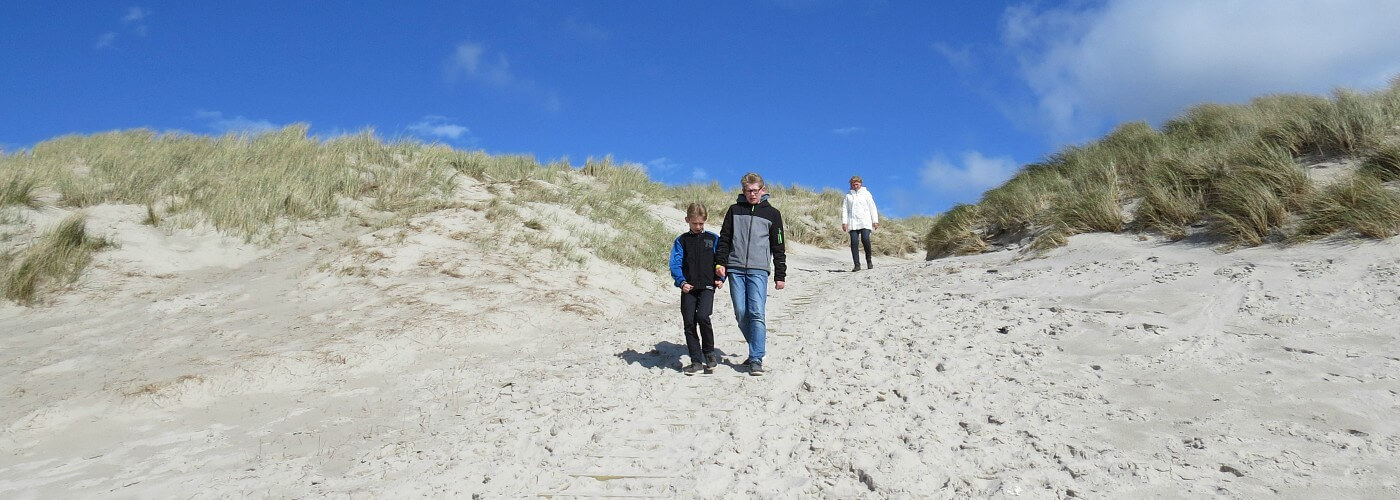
left=3, top=209, right=1399, bottom=497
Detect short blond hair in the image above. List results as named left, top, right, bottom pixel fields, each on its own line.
left=849, top=175, right=863, bottom=184
left=740, top=172, right=765, bottom=190
left=685, top=202, right=708, bottom=220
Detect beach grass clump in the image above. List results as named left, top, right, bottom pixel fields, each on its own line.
left=1051, top=160, right=1124, bottom=234
left=1261, top=89, right=1387, bottom=157
left=1, top=172, right=41, bottom=208
left=1, top=213, right=113, bottom=304
left=1162, top=103, right=1265, bottom=146
left=923, top=204, right=987, bottom=259
left=1358, top=144, right=1400, bottom=181
left=1206, top=142, right=1312, bottom=246
left=1296, top=174, right=1400, bottom=239
left=977, top=163, right=1066, bottom=234
left=1131, top=150, right=1213, bottom=239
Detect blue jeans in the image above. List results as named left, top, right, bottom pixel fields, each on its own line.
left=727, top=268, right=769, bottom=362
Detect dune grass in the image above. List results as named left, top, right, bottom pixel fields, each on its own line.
left=925, top=77, right=1400, bottom=259
left=1296, top=172, right=1400, bottom=239
left=923, top=204, right=988, bottom=258
left=5, top=126, right=936, bottom=304
left=1, top=172, right=42, bottom=208
left=1, top=213, right=114, bottom=305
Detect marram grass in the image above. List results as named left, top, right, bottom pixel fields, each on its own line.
left=1, top=213, right=113, bottom=305
left=925, top=77, right=1400, bottom=259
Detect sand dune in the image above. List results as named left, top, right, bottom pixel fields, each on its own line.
left=3, top=204, right=1398, bottom=497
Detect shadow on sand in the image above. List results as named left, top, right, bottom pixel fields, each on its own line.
left=618, top=341, right=734, bottom=371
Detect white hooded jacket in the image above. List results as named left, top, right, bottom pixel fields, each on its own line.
left=842, top=186, right=879, bottom=231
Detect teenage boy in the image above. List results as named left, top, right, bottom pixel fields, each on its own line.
left=714, top=172, right=786, bottom=376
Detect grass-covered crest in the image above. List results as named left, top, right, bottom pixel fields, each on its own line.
left=925, top=77, right=1400, bottom=259
left=1, top=127, right=928, bottom=304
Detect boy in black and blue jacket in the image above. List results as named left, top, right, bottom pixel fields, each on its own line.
left=669, top=202, right=724, bottom=375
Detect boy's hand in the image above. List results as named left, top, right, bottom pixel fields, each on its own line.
left=681, top=283, right=693, bottom=293
left=713, top=280, right=723, bottom=289
left=715, top=265, right=726, bottom=279
left=841, top=224, right=848, bottom=232
left=775, top=280, right=785, bottom=290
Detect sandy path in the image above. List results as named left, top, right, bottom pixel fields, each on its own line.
left=3, top=230, right=1399, bottom=498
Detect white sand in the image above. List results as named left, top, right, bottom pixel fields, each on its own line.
left=3, top=204, right=1399, bottom=498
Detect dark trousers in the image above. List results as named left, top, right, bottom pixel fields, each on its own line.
left=849, top=228, right=872, bottom=265
left=681, top=287, right=715, bottom=364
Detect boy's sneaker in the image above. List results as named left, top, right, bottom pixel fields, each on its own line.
left=705, top=353, right=719, bottom=368
left=749, top=360, right=764, bottom=376
left=866, top=260, right=874, bottom=269
left=683, top=363, right=704, bottom=375
left=703, top=364, right=714, bottom=375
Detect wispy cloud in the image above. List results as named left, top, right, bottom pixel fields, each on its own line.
left=832, top=126, right=864, bottom=136
left=122, top=7, right=151, bottom=37
left=122, top=6, right=150, bottom=24
left=407, top=116, right=471, bottom=141
left=931, top=42, right=973, bottom=71
left=646, top=157, right=680, bottom=175
left=96, top=6, right=151, bottom=49
left=919, top=151, right=1019, bottom=197
left=195, top=110, right=280, bottom=135
left=446, top=41, right=561, bottom=112
left=1000, top=0, right=1400, bottom=142
left=95, top=32, right=118, bottom=49
left=690, top=168, right=709, bottom=182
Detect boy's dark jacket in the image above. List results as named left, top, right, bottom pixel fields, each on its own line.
left=669, top=230, right=723, bottom=288
left=715, top=193, right=786, bottom=282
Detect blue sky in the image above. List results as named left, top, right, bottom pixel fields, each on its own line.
left=4, top=1, right=1400, bottom=217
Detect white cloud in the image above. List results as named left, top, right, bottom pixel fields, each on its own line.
left=446, top=42, right=561, bottom=112
left=122, top=7, right=150, bottom=24
left=832, top=126, right=864, bottom=136
left=1002, top=0, right=1400, bottom=142
left=691, top=168, right=709, bottom=182
left=919, top=151, right=1019, bottom=194
left=448, top=42, right=514, bottom=87
left=95, top=6, right=151, bottom=49
left=195, top=110, right=280, bottom=135
left=407, top=116, right=470, bottom=140
left=931, top=42, right=973, bottom=71
left=646, top=157, right=680, bottom=174
left=95, top=32, right=118, bottom=49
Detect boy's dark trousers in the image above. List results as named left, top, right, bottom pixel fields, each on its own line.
left=681, top=287, right=715, bottom=364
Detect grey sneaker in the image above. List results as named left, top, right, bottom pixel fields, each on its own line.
left=749, top=360, right=764, bottom=376
left=705, top=353, right=719, bottom=368
left=683, top=362, right=704, bottom=375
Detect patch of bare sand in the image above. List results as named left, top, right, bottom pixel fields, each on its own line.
left=3, top=206, right=1398, bottom=497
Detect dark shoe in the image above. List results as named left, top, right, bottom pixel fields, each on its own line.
left=749, top=360, right=764, bottom=376
left=683, top=362, right=704, bottom=375
left=703, top=364, right=714, bottom=375
left=851, top=264, right=861, bottom=272
left=705, top=353, right=719, bottom=368
left=866, top=260, right=874, bottom=270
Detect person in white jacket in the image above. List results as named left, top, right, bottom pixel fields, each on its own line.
left=841, top=175, right=879, bottom=271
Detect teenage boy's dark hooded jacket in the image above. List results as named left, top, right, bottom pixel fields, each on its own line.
left=715, top=193, right=786, bottom=282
